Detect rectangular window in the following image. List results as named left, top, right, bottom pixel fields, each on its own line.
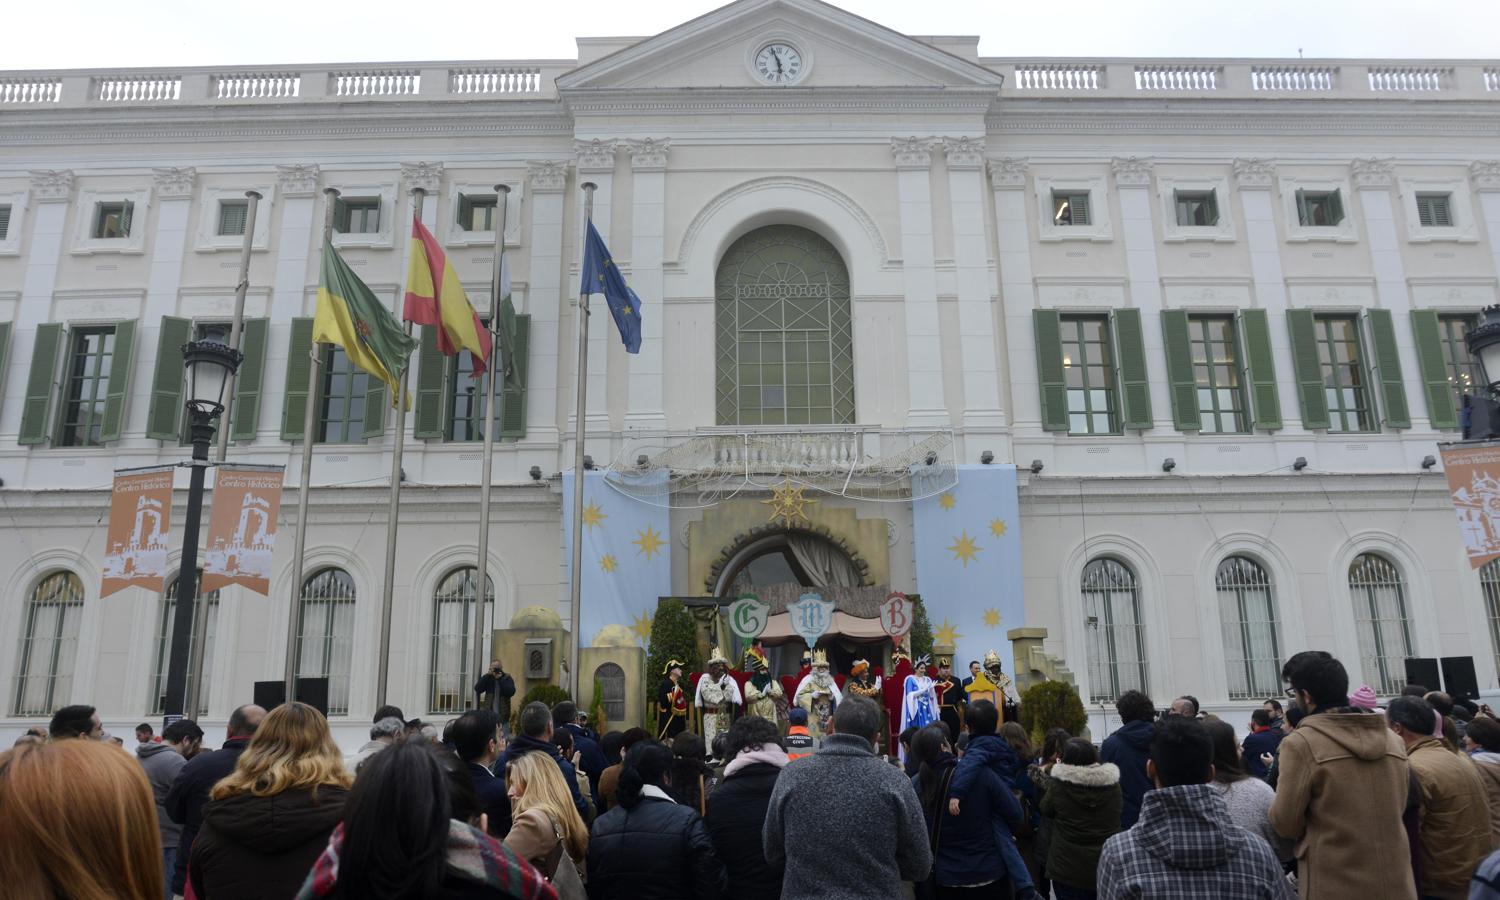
left=335, top=198, right=381, bottom=235
left=457, top=194, right=497, bottom=232
left=1416, top=192, right=1454, bottom=228
left=1315, top=315, right=1374, bottom=433
left=1052, top=191, right=1091, bottom=227
left=447, top=319, right=489, bottom=441
left=1061, top=315, right=1118, bottom=435
left=1295, top=189, right=1344, bottom=227
left=0, top=204, right=11, bottom=240
left=1174, top=190, right=1219, bottom=227
left=318, top=346, right=371, bottom=443
left=1189, top=315, right=1247, bottom=433
left=1438, top=314, right=1481, bottom=412
left=216, top=200, right=248, bottom=236
left=93, top=201, right=133, bottom=239
left=57, top=327, right=117, bottom=447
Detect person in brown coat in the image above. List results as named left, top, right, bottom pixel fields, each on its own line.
left=1388, top=695, right=1492, bottom=898
left=1464, top=714, right=1500, bottom=849
left=1268, top=651, right=1416, bottom=900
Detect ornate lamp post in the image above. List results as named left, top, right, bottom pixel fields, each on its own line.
left=160, top=340, right=242, bottom=723
left=1464, top=306, right=1500, bottom=441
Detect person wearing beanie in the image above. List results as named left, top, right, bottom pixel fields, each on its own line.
left=1350, top=684, right=1380, bottom=712
left=785, top=708, right=814, bottom=760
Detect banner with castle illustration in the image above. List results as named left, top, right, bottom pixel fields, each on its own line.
left=102, top=466, right=175, bottom=597
left=1439, top=443, right=1500, bottom=569
left=201, top=465, right=285, bottom=595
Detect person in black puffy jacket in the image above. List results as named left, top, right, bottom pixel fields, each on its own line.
left=704, top=715, right=788, bottom=900
left=586, top=739, right=726, bottom=900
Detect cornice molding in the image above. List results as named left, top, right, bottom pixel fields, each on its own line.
left=574, top=138, right=617, bottom=172
left=674, top=174, right=890, bottom=269
left=1350, top=157, right=1395, bottom=189
left=986, top=102, right=1500, bottom=137
left=891, top=136, right=938, bottom=170
left=1232, top=158, right=1276, bottom=190
left=940, top=136, right=985, bottom=170
left=276, top=164, right=320, bottom=197
left=625, top=137, right=670, bottom=171
left=1110, top=156, right=1153, bottom=187
left=401, top=160, right=444, bottom=193
left=151, top=166, right=195, bottom=198
left=527, top=159, right=569, bottom=193
left=987, top=157, right=1029, bottom=189
left=29, top=168, right=74, bottom=201
left=1471, top=160, right=1500, bottom=193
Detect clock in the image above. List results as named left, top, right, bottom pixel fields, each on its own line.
left=753, top=42, right=804, bottom=85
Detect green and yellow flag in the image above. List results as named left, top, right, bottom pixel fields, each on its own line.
left=313, top=242, right=417, bottom=406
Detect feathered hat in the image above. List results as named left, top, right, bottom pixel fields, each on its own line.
left=914, top=654, right=932, bottom=670
left=707, top=646, right=731, bottom=666
left=743, top=645, right=769, bottom=672
left=850, top=658, right=870, bottom=676
left=662, top=658, right=685, bottom=675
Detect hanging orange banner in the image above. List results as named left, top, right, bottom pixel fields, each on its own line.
left=201, top=466, right=285, bottom=596
left=102, top=467, right=175, bottom=598
left=1439, top=443, right=1500, bottom=569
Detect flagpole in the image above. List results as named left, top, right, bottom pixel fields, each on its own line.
left=285, top=187, right=337, bottom=700
left=374, top=187, right=422, bottom=709
left=568, top=182, right=596, bottom=701
left=472, top=184, right=509, bottom=703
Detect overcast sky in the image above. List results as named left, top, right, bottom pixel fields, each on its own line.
left=9, top=0, right=1498, bottom=70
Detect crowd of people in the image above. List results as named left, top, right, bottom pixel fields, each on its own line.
left=7, top=648, right=1500, bottom=899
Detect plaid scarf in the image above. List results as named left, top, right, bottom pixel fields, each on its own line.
left=296, top=820, right=558, bottom=900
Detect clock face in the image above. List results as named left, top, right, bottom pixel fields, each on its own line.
left=754, top=42, right=803, bottom=85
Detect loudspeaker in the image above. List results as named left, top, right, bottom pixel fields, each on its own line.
left=1404, top=657, right=1440, bottom=694
left=293, top=677, right=329, bottom=717
left=253, top=680, right=286, bottom=711
left=1442, top=656, right=1481, bottom=700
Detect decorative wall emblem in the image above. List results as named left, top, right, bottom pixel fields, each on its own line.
left=1232, top=158, right=1275, bottom=189
left=575, top=139, right=618, bottom=172
left=275, top=164, right=320, bottom=197
left=728, top=593, right=771, bottom=640
left=1471, top=160, right=1500, bottom=192
left=528, top=160, right=568, bottom=193
left=787, top=592, right=834, bottom=646
left=1350, top=157, right=1394, bottom=189
left=761, top=479, right=818, bottom=525
left=941, top=137, right=985, bottom=170
left=891, top=136, right=938, bottom=169
left=879, top=591, right=913, bottom=642
left=401, top=161, right=444, bottom=194
left=151, top=166, right=196, bottom=198
left=626, top=138, right=670, bottom=170
left=988, top=157, right=1029, bottom=189
left=29, top=169, right=74, bottom=201
left=1111, top=156, right=1154, bottom=187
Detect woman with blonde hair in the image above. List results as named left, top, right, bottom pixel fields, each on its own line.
left=189, top=702, right=353, bottom=899
left=505, top=750, right=589, bottom=897
left=0, top=739, right=164, bottom=900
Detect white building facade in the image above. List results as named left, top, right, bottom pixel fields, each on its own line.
left=2, top=0, right=1500, bottom=744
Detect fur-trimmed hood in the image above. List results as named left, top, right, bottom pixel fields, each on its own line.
left=1051, top=762, right=1120, bottom=788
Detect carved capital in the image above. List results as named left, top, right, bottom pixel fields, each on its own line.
left=940, top=136, right=985, bottom=170
left=574, top=139, right=618, bottom=172
left=1232, top=158, right=1276, bottom=190
left=891, top=137, right=938, bottom=170
left=528, top=160, right=569, bottom=193
left=276, top=164, right=321, bottom=197
left=1110, top=156, right=1153, bottom=187
left=151, top=166, right=196, bottom=199
left=401, top=161, right=444, bottom=194
left=1471, top=160, right=1500, bottom=193
left=987, top=157, right=1029, bottom=189
left=625, top=138, right=670, bottom=171
left=1350, top=157, right=1395, bottom=189
left=29, top=169, right=74, bottom=201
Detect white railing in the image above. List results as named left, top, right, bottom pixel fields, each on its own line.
left=94, top=75, right=181, bottom=102
left=1135, top=64, right=1221, bottom=91
left=449, top=67, right=542, bottom=94
left=0, top=77, right=61, bottom=103
left=213, top=72, right=300, bottom=99
left=330, top=69, right=419, bottom=96
left=1013, top=64, right=1104, bottom=91
left=1367, top=65, right=1452, bottom=92
left=1486, top=67, right=1500, bottom=92
left=1251, top=65, right=1336, bottom=92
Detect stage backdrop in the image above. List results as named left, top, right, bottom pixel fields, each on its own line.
left=912, top=464, right=1024, bottom=674
left=562, top=470, right=672, bottom=648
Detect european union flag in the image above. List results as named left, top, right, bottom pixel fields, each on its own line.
left=579, top=220, right=642, bottom=354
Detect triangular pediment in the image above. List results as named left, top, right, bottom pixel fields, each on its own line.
left=556, top=0, right=1004, bottom=94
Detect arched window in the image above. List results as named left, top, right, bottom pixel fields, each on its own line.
left=13, top=571, right=85, bottom=716
left=150, top=575, right=221, bottom=716
left=594, top=662, right=626, bottom=726
left=428, top=567, right=494, bottom=714
left=1217, top=556, right=1281, bottom=699
left=1349, top=553, right=1414, bottom=695
left=1081, top=557, right=1146, bottom=703
left=715, top=225, right=854, bottom=426
left=1482, top=560, right=1500, bottom=681
left=295, top=568, right=356, bottom=716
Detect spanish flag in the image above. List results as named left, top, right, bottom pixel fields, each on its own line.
left=313, top=242, right=417, bottom=406
left=403, top=218, right=493, bottom=374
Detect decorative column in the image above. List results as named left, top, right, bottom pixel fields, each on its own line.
left=1472, top=162, right=1500, bottom=305
left=625, top=138, right=669, bottom=431
left=574, top=139, right=615, bottom=434
left=265, top=164, right=320, bottom=448
left=3, top=170, right=73, bottom=438
left=400, top=161, right=442, bottom=236
left=1351, top=158, right=1427, bottom=430
left=988, top=159, right=1039, bottom=430
left=892, top=137, right=948, bottom=428
left=942, top=138, right=1005, bottom=430
left=525, top=160, right=568, bottom=444
left=1235, top=158, right=1303, bottom=430
left=1112, top=157, right=1172, bottom=430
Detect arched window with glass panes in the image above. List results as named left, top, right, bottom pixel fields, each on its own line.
left=1081, top=557, right=1147, bottom=703
left=1481, top=560, right=1500, bottom=682
left=1216, top=556, right=1281, bottom=699
left=1349, top=552, right=1414, bottom=695
left=428, top=567, right=494, bottom=714
left=295, top=568, right=356, bottom=716
left=13, top=571, right=85, bottom=716
left=150, top=575, right=220, bottom=716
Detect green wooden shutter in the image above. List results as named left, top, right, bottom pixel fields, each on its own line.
left=1329, top=190, right=1345, bottom=226
left=231, top=318, right=269, bottom=442
left=1365, top=308, right=1410, bottom=429
left=361, top=374, right=387, bottom=440
left=99, top=319, right=136, bottom=443
left=1205, top=191, right=1219, bottom=226
left=145, top=316, right=190, bottom=440
left=413, top=325, right=447, bottom=440
left=281, top=317, right=316, bottom=441
left=0, top=321, right=12, bottom=416
left=1286, top=309, right=1329, bottom=429
left=1112, top=308, right=1152, bottom=430
left=1410, top=310, right=1459, bottom=429
left=1160, top=310, right=1199, bottom=431
left=19, top=323, right=63, bottom=445
left=1238, top=309, right=1282, bottom=431
left=500, top=314, right=531, bottom=440
left=1072, top=193, right=1090, bottom=227
left=1032, top=310, right=1069, bottom=432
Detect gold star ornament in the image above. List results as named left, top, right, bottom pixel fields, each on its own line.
left=934, top=618, right=962, bottom=647
left=983, top=608, right=1001, bottom=628
left=633, top=526, right=665, bottom=560
left=990, top=518, right=1008, bottom=538
left=581, top=501, right=607, bottom=531
left=630, top=611, right=654, bottom=645
left=938, top=492, right=956, bottom=510
left=948, top=530, right=982, bottom=567
left=761, top=479, right=818, bottom=525
left=599, top=554, right=617, bottom=573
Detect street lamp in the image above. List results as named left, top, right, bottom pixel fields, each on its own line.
left=160, top=340, right=243, bottom=723
left=1464, top=305, right=1500, bottom=441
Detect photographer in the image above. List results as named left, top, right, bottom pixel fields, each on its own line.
left=473, top=658, right=517, bottom=736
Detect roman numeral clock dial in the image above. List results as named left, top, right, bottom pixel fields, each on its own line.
left=754, top=42, right=803, bottom=85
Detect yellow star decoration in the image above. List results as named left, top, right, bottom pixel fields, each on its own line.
left=630, top=610, right=654, bottom=645
left=938, top=492, right=956, bottom=510
left=581, top=501, right=607, bottom=531
left=935, top=618, right=962, bottom=647
left=761, top=479, right=819, bottom=525
left=990, top=518, right=1008, bottom=538
left=599, top=554, right=617, bottom=573
left=633, top=526, right=665, bottom=560
left=983, top=608, right=1001, bottom=628
left=948, top=530, right=982, bottom=567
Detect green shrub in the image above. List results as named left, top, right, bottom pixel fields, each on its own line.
left=645, top=598, right=702, bottom=706
left=1018, top=679, right=1089, bottom=748
left=589, top=675, right=607, bottom=732
left=510, top=683, right=572, bottom=734
left=908, top=593, right=934, bottom=661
